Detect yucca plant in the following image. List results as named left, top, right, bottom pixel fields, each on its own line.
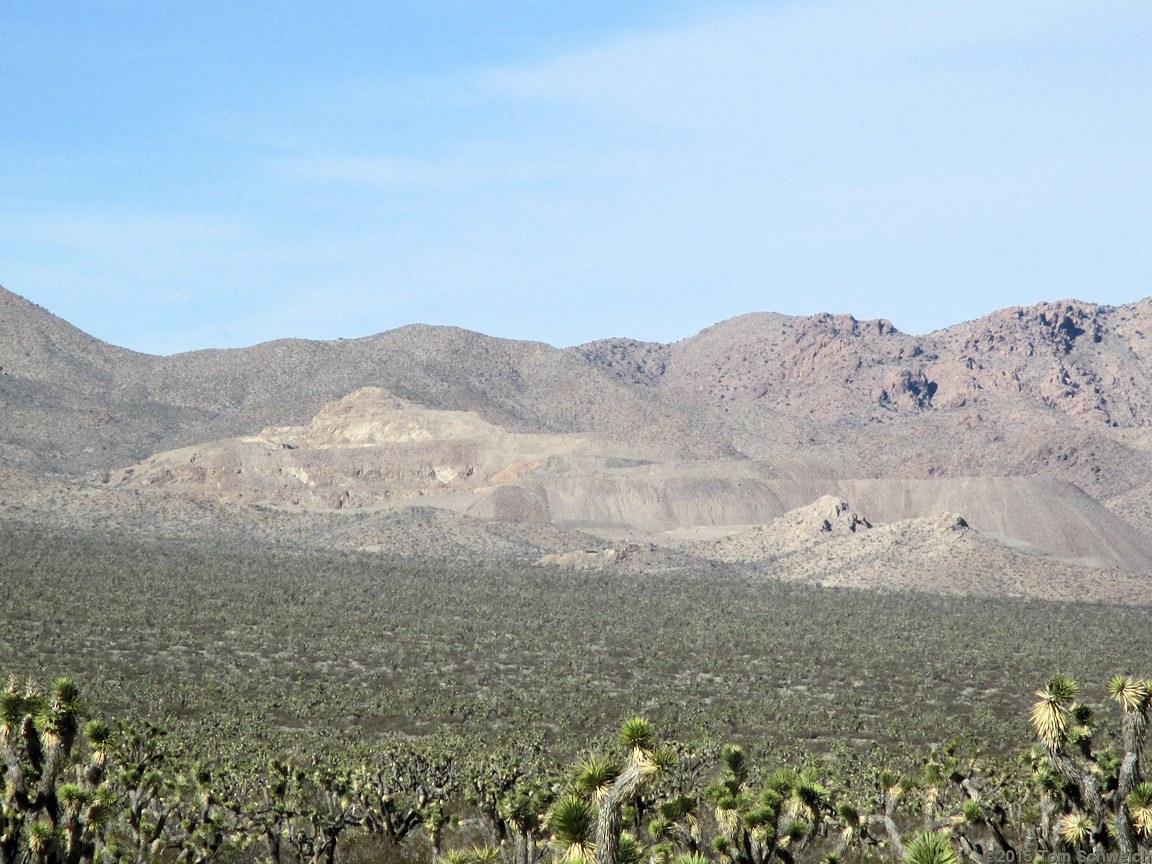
left=26, top=820, right=60, bottom=864
left=648, top=816, right=674, bottom=843
left=467, top=843, right=504, bottom=864
left=1108, top=676, right=1150, bottom=717
left=576, top=754, right=622, bottom=802
left=0, top=685, right=26, bottom=744
left=56, top=783, right=90, bottom=816
left=779, top=818, right=808, bottom=848
left=720, top=745, right=747, bottom=786
left=1030, top=675, right=1078, bottom=749
left=960, top=799, right=984, bottom=826
left=619, top=719, right=655, bottom=763
left=551, top=794, right=596, bottom=864
left=1129, top=783, right=1152, bottom=836
left=784, top=768, right=828, bottom=827
left=1057, top=812, right=1094, bottom=848
left=904, top=830, right=957, bottom=864
left=711, top=835, right=732, bottom=861
left=82, top=720, right=111, bottom=769
left=836, top=802, right=860, bottom=847
left=440, top=850, right=475, bottom=864
left=878, top=769, right=902, bottom=802
left=617, top=831, right=643, bottom=864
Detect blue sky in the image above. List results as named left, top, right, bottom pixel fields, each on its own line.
left=2, top=1, right=1150, bottom=355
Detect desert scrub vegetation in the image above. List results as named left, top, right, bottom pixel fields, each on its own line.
left=1, top=676, right=1151, bottom=864
left=3, top=513, right=1152, bottom=861
left=2, top=518, right=1152, bottom=773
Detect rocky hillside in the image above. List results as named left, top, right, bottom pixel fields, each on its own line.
left=575, top=300, right=1152, bottom=495
left=7, top=285, right=1152, bottom=488
left=689, top=496, right=1150, bottom=605
left=4, top=284, right=1152, bottom=598
left=576, top=299, right=1152, bottom=426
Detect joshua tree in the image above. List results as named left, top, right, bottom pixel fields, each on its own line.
left=897, top=744, right=1037, bottom=864
left=1027, top=674, right=1152, bottom=860
left=646, top=792, right=701, bottom=864
left=465, top=746, right=554, bottom=864
left=108, top=718, right=255, bottom=864
left=593, top=719, right=676, bottom=864
left=0, top=676, right=113, bottom=864
left=703, top=744, right=832, bottom=864
left=112, top=719, right=195, bottom=863
left=547, top=719, right=674, bottom=864
left=352, top=739, right=457, bottom=861
left=820, top=766, right=902, bottom=862
left=246, top=758, right=361, bottom=864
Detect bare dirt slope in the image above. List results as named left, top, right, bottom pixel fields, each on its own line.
left=0, top=464, right=616, bottom=563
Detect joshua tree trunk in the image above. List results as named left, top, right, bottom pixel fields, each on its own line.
left=594, top=764, right=646, bottom=864
left=1044, top=749, right=1105, bottom=814
left=1114, top=725, right=1144, bottom=860
left=512, top=829, right=543, bottom=864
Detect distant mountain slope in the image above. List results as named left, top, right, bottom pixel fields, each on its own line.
left=6, top=284, right=1152, bottom=488
left=577, top=299, right=1152, bottom=428
left=147, top=324, right=740, bottom=460
left=110, top=383, right=1152, bottom=572
left=576, top=301, right=1152, bottom=494
left=0, top=286, right=148, bottom=386
left=0, top=288, right=194, bottom=472
left=1, top=286, right=739, bottom=472
left=5, top=283, right=1152, bottom=597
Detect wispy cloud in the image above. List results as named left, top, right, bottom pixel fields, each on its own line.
left=5, top=1, right=1151, bottom=352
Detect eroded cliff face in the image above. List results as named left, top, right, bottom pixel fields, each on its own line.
left=937, top=300, right=1152, bottom=426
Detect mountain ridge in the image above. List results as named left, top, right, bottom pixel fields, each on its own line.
left=4, top=283, right=1152, bottom=601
